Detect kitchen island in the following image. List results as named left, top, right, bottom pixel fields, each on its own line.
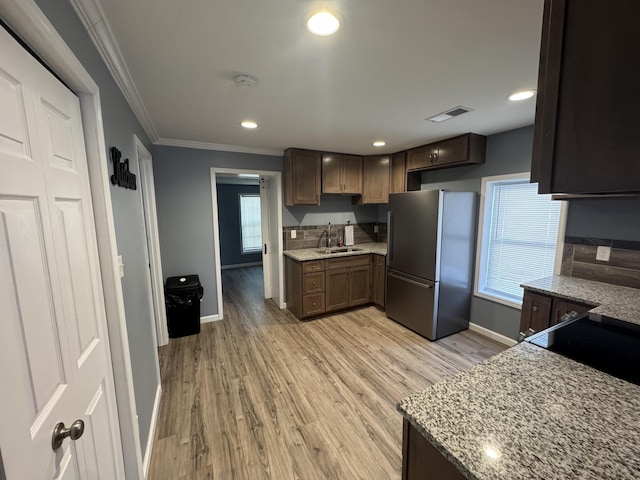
left=398, top=341, right=640, bottom=479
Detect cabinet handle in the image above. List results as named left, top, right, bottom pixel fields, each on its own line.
left=532, top=306, right=538, bottom=312
left=312, top=281, right=316, bottom=285
left=312, top=302, right=317, bottom=307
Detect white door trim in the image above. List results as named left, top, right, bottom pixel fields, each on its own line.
left=135, top=135, right=169, bottom=347
left=210, top=168, right=285, bottom=320
left=0, top=2, right=144, bottom=479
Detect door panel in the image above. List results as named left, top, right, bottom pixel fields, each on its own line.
left=322, top=153, right=343, bottom=193
left=325, top=268, right=349, bottom=311
left=386, top=271, right=437, bottom=340
left=0, top=27, right=121, bottom=478
left=349, top=265, right=371, bottom=306
left=388, top=190, right=440, bottom=280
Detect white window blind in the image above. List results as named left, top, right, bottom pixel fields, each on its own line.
left=239, top=194, right=262, bottom=254
left=476, top=175, right=562, bottom=306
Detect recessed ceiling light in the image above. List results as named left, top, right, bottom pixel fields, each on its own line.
left=508, top=90, right=536, bottom=102
left=373, top=141, right=386, bottom=147
left=240, top=120, right=258, bottom=129
left=306, top=11, right=341, bottom=36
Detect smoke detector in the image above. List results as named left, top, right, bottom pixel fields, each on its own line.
left=427, top=106, right=473, bottom=123
left=234, top=74, right=257, bottom=88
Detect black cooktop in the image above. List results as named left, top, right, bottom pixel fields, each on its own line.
left=526, top=312, right=640, bottom=386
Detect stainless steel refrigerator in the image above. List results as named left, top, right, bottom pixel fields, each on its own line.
left=386, top=190, right=477, bottom=340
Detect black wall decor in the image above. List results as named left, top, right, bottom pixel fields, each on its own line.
left=110, top=146, right=137, bottom=190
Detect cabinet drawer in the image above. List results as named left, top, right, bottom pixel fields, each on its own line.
left=302, top=260, right=325, bottom=273
left=303, top=272, right=324, bottom=294
left=326, top=255, right=371, bottom=270
left=303, top=293, right=325, bottom=316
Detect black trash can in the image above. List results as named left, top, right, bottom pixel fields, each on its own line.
left=165, top=275, right=203, bottom=338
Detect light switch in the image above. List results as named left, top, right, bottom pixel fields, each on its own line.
left=374, top=225, right=379, bottom=233
left=596, top=246, right=611, bottom=262
left=291, top=230, right=297, bottom=239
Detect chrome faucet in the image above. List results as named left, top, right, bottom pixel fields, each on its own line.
left=327, top=222, right=332, bottom=249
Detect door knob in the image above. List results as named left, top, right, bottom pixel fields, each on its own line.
left=52, top=419, right=85, bottom=450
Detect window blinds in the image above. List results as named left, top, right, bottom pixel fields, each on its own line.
left=483, top=180, right=561, bottom=303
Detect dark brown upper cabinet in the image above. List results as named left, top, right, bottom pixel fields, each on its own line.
left=355, top=155, right=390, bottom=204
left=283, top=148, right=321, bottom=206
left=322, top=153, right=362, bottom=194
left=532, top=0, right=640, bottom=194
left=406, top=133, right=485, bottom=172
left=390, top=152, right=407, bottom=194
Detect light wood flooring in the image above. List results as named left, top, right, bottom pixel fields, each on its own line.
left=148, top=266, right=505, bottom=479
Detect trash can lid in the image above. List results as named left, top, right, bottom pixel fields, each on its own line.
left=166, top=274, right=201, bottom=291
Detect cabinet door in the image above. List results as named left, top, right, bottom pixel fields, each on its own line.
left=432, top=135, right=468, bottom=167
left=322, top=153, right=343, bottom=194
left=406, top=145, right=434, bottom=171
left=550, top=297, right=592, bottom=325
left=361, top=155, right=390, bottom=204
left=349, top=265, right=371, bottom=306
left=390, top=152, right=406, bottom=194
left=372, top=255, right=386, bottom=307
left=290, top=149, right=321, bottom=204
left=342, top=155, right=363, bottom=194
left=532, top=0, right=640, bottom=194
left=520, top=290, right=552, bottom=334
left=325, top=268, right=350, bottom=312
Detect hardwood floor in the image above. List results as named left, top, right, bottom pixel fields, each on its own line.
left=148, top=266, right=505, bottom=479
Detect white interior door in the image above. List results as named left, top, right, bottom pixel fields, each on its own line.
left=260, top=176, right=273, bottom=299
left=0, top=27, right=121, bottom=478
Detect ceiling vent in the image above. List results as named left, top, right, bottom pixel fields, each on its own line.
left=234, top=74, right=257, bottom=88
left=427, top=106, right=473, bottom=123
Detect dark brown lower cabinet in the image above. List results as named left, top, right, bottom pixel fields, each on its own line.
left=520, top=289, right=595, bottom=335
left=372, top=254, right=386, bottom=307
left=325, top=256, right=371, bottom=312
left=402, top=419, right=464, bottom=480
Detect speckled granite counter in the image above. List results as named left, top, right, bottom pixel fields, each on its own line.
left=521, top=275, right=640, bottom=325
left=283, top=242, right=387, bottom=261
left=398, top=342, right=640, bottom=480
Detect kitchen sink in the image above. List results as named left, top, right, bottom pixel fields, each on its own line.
left=317, top=247, right=362, bottom=254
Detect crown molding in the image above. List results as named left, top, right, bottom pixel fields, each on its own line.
left=155, top=138, right=283, bottom=157
left=68, top=0, right=159, bottom=142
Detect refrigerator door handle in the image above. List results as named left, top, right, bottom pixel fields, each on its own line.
left=388, top=210, right=394, bottom=265
left=387, top=271, right=433, bottom=289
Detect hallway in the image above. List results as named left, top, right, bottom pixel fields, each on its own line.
left=148, top=266, right=504, bottom=479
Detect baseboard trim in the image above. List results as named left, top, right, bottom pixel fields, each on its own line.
left=143, top=383, right=162, bottom=478
left=468, top=322, right=518, bottom=347
left=201, top=314, right=221, bottom=323
left=221, top=261, right=263, bottom=270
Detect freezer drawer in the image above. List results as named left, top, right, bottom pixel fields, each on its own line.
left=386, top=271, right=437, bottom=340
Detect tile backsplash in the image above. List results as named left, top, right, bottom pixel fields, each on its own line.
left=561, top=237, right=640, bottom=289
left=283, top=222, right=387, bottom=250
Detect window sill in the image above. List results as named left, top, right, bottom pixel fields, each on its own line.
left=473, top=291, right=522, bottom=311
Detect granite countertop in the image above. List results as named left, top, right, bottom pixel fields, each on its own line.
left=521, top=275, right=640, bottom=325
left=398, top=342, right=640, bottom=480
left=283, top=242, right=387, bottom=261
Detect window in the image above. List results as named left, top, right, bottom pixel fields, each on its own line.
left=475, top=173, right=565, bottom=308
left=239, top=194, right=262, bottom=254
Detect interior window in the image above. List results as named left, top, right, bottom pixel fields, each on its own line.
left=239, top=194, right=262, bottom=254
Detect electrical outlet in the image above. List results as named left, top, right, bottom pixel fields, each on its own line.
left=290, top=230, right=297, bottom=239
left=374, top=225, right=379, bottom=233
left=596, top=246, right=611, bottom=262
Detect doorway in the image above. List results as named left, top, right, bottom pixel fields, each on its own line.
left=210, top=168, right=284, bottom=321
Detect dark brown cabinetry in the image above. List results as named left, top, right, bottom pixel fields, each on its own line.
left=357, top=155, right=390, bottom=204
left=283, top=148, right=321, bottom=206
left=372, top=254, right=386, bottom=307
left=285, top=257, right=326, bottom=319
left=520, top=289, right=594, bottom=334
left=406, top=134, right=486, bottom=172
left=532, top=0, right=640, bottom=194
left=402, top=419, right=464, bottom=480
left=325, top=256, right=371, bottom=312
left=390, top=152, right=406, bottom=194
left=322, top=153, right=362, bottom=194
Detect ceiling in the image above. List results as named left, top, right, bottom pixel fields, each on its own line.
left=91, top=0, right=544, bottom=156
